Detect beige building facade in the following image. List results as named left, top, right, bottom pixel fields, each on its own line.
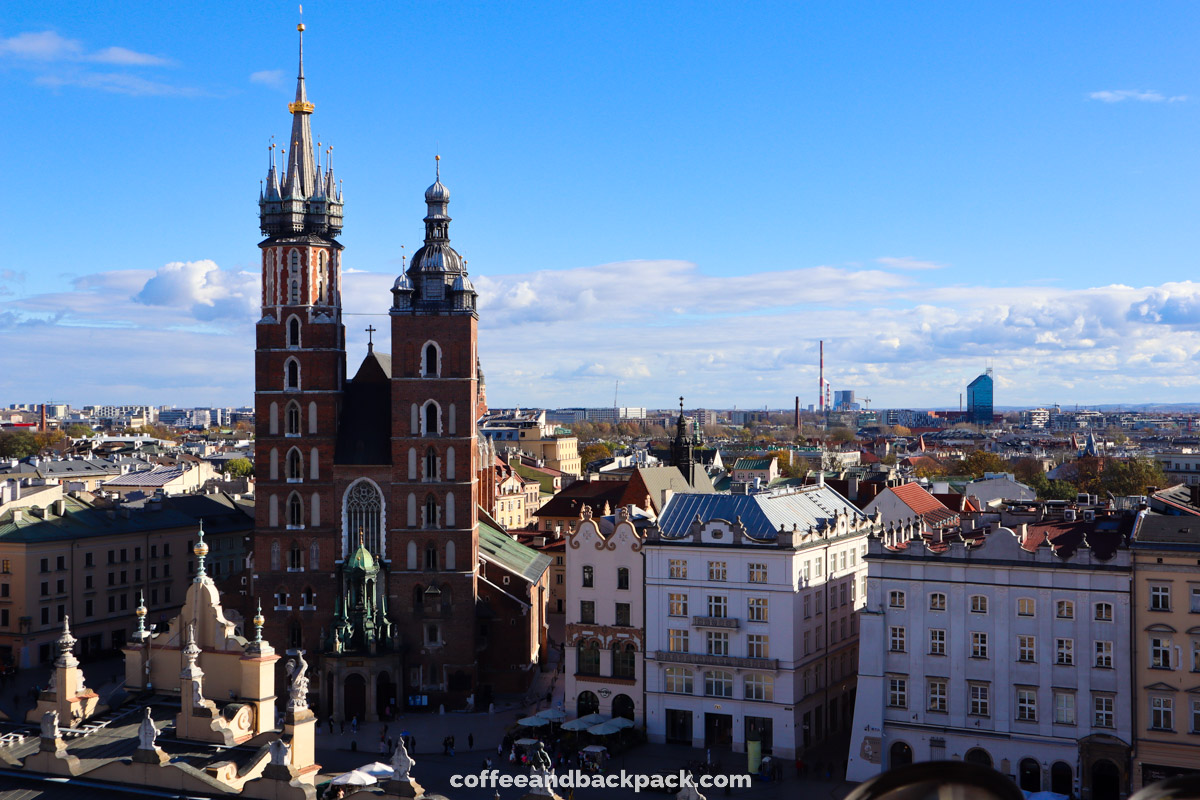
left=1131, top=514, right=1200, bottom=789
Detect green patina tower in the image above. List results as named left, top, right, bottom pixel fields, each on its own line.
left=328, top=531, right=396, bottom=656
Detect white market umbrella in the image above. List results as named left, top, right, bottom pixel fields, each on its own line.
left=358, top=762, right=394, bottom=778
left=561, top=719, right=592, bottom=731
left=609, top=717, right=635, bottom=730
left=518, top=716, right=551, bottom=727
left=577, top=713, right=610, bottom=726
left=331, top=770, right=378, bottom=786
left=587, top=720, right=624, bottom=736
left=536, top=708, right=567, bottom=722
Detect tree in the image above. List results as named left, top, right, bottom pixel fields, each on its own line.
left=888, top=425, right=912, bottom=436
left=950, top=450, right=1008, bottom=479
left=225, top=458, right=255, bottom=478
left=1102, top=457, right=1165, bottom=497
left=828, top=428, right=857, bottom=445
left=1011, top=457, right=1045, bottom=485
left=578, top=443, right=613, bottom=467
left=65, top=423, right=96, bottom=438
left=0, top=431, right=40, bottom=459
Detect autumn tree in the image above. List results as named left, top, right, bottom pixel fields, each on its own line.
left=951, top=450, right=1008, bottom=479
left=579, top=443, right=613, bottom=468
left=225, top=458, right=255, bottom=478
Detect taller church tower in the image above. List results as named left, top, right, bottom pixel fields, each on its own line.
left=253, top=19, right=345, bottom=651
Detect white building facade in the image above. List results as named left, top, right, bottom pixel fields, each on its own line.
left=643, top=487, right=883, bottom=760
left=847, top=516, right=1133, bottom=799
left=564, top=505, right=646, bottom=723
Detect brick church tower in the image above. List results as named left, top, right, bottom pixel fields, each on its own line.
left=252, top=18, right=345, bottom=653
left=387, top=158, right=482, bottom=697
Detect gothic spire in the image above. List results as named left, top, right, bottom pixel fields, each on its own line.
left=283, top=17, right=316, bottom=199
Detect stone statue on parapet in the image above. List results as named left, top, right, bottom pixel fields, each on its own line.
left=285, top=650, right=309, bottom=711
left=138, top=707, right=157, bottom=750
left=391, top=736, right=415, bottom=780
left=269, top=737, right=290, bottom=766
left=676, top=777, right=706, bottom=800
left=41, top=710, right=60, bottom=740
left=529, top=741, right=555, bottom=796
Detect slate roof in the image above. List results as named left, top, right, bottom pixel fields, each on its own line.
left=478, top=519, right=552, bottom=584
left=658, top=485, right=865, bottom=541
left=334, top=350, right=392, bottom=465
left=0, top=494, right=251, bottom=543
left=1134, top=513, right=1200, bottom=547
left=101, top=466, right=187, bottom=487
left=629, top=466, right=715, bottom=509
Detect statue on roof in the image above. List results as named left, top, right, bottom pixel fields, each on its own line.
left=269, top=737, right=290, bottom=766
left=138, top=707, right=157, bottom=750
left=41, top=710, right=60, bottom=740
left=391, top=735, right=415, bottom=780
left=285, top=650, right=309, bottom=711
left=528, top=741, right=555, bottom=796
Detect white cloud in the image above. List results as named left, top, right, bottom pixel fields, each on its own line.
left=1088, top=89, right=1186, bottom=103
left=10, top=257, right=1200, bottom=408
left=0, top=30, right=168, bottom=65
left=0, top=29, right=187, bottom=95
left=250, top=69, right=286, bottom=89
left=35, top=72, right=202, bottom=97
left=876, top=256, right=946, bottom=271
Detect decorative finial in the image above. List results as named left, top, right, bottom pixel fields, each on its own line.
left=435, top=153, right=441, bottom=180
left=365, top=324, right=377, bottom=352
left=358, top=528, right=365, bottom=549
left=193, top=520, right=209, bottom=582
left=680, top=396, right=685, bottom=413
left=253, top=598, right=265, bottom=643
left=134, top=591, right=148, bottom=641
left=298, top=4, right=305, bottom=32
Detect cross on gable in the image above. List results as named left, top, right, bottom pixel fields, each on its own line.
left=365, top=325, right=377, bottom=351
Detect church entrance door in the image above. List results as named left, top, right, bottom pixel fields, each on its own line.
left=344, top=673, right=367, bottom=722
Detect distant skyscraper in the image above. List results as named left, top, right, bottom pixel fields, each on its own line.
left=967, top=369, right=994, bottom=424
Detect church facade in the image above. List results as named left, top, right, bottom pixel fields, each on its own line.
left=251, top=22, right=548, bottom=722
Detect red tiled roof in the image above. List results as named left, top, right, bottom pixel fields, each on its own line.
left=891, top=483, right=948, bottom=516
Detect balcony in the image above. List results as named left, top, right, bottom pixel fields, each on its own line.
left=654, top=650, right=778, bottom=671
left=692, top=616, right=739, bottom=629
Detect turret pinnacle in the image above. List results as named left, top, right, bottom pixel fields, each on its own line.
left=283, top=19, right=316, bottom=199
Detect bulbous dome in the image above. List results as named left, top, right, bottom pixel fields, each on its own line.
left=425, top=178, right=449, bottom=203
left=451, top=272, right=475, bottom=293
left=410, top=243, right=462, bottom=273
left=392, top=273, right=414, bottom=292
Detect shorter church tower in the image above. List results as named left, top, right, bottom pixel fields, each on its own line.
left=670, top=397, right=696, bottom=485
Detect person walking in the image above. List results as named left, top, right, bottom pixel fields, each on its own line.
left=350, top=716, right=358, bottom=734
left=339, top=718, right=345, bottom=735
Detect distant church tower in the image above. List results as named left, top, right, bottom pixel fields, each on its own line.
left=670, top=397, right=695, bottom=486
left=253, top=18, right=345, bottom=651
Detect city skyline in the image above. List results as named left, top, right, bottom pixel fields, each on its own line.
left=4, top=3, right=1200, bottom=407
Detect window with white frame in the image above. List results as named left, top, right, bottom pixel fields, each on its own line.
left=888, top=678, right=907, bottom=708
left=1054, top=692, right=1076, bottom=725
left=669, top=559, right=687, bottom=579
left=970, top=595, right=988, bottom=614
left=929, top=628, right=946, bottom=655
left=664, top=667, right=693, bottom=694
left=1151, top=636, right=1172, bottom=669
left=668, top=593, right=688, bottom=617
left=668, top=629, right=688, bottom=653
left=706, top=631, right=729, bottom=656
left=889, top=626, right=906, bottom=653
left=748, top=563, right=767, bottom=583
left=1151, top=584, right=1172, bottom=611
left=707, top=595, right=727, bottom=618
left=747, top=634, right=769, bottom=659
left=1151, top=696, right=1174, bottom=731
left=971, top=631, right=988, bottom=659
left=929, top=592, right=947, bottom=611
left=707, top=561, right=726, bottom=581
left=1016, top=689, right=1037, bottom=722
left=1094, top=695, right=1114, bottom=728
left=1192, top=699, right=1200, bottom=733
left=704, top=670, right=733, bottom=698
left=1056, top=638, right=1074, bottom=666
left=1017, top=597, right=1035, bottom=617
left=803, top=594, right=811, bottom=619
left=928, top=680, right=947, bottom=712
left=744, top=672, right=774, bottom=701
left=1056, top=600, right=1075, bottom=619
left=1018, top=635, right=1036, bottom=662
left=889, top=590, right=905, bottom=609
left=970, top=683, right=990, bottom=716
left=1191, top=587, right=1200, bottom=613
left=748, top=597, right=768, bottom=622
left=1095, top=602, right=1113, bottom=621
left=1095, top=640, right=1113, bottom=668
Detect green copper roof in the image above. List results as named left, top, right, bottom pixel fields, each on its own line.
left=478, top=521, right=551, bottom=584
left=347, top=542, right=376, bottom=572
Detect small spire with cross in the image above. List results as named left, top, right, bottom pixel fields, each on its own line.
left=365, top=324, right=377, bottom=353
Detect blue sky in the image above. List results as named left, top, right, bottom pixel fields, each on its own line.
left=3, top=2, right=1200, bottom=410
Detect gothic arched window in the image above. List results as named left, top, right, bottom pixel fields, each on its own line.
left=309, top=540, right=319, bottom=571
left=317, top=252, right=328, bottom=304
left=287, top=492, right=304, bottom=528
left=424, top=401, right=438, bottom=435
left=289, top=250, right=302, bottom=305
left=424, top=343, right=439, bottom=377
left=345, top=480, right=383, bottom=556
left=287, top=317, right=301, bottom=347
left=425, top=542, right=438, bottom=570
left=270, top=540, right=281, bottom=571
left=424, top=495, right=438, bottom=529
left=286, top=448, right=303, bottom=481
left=288, top=543, right=303, bottom=570
left=286, top=401, right=301, bottom=435
left=285, top=359, right=300, bottom=391
left=425, top=447, right=437, bottom=481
